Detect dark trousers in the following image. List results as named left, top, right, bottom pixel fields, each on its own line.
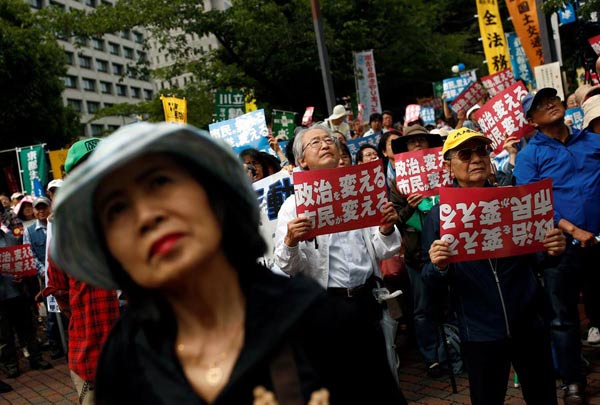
left=543, top=246, right=585, bottom=385
left=461, top=327, right=557, bottom=405
left=581, top=244, right=600, bottom=328
left=0, top=296, right=42, bottom=368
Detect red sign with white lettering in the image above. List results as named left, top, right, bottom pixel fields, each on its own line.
left=450, top=82, right=487, bottom=115
left=302, top=106, right=314, bottom=126
left=439, top=179, right=553, bottom=263
left=474, top=81, right=534, bottom=154
left=0, top=244, right=38, bottom=277
left=589, top=34, right=600, bottom=56
left=394, top=147, right=451, bottom=198
left=480, top=69, right=516, bottom=97
left=293, top=160, right=386, bottom=239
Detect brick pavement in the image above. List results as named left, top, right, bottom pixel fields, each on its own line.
left=3, top=343, right=600, bottom=404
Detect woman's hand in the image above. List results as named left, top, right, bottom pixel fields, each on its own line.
left=268, top=136, right=282, bottom=153
left=285, top=217, right=312, bottom=247
left=407, top=193, right=424, bottom=209
left=428, top=239, right=451, bottom=270
left=379, top=202, right=399, bottom=235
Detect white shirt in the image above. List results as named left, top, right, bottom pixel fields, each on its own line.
left=328, top=230, right=374, bottom=288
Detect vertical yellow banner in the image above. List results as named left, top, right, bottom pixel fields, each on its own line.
left=48, top=149, right=69, bottom=179
left=505, top=0, right=544, bottom=68
left=476, top=0, right=512, bottom=74
left=160, top=95, right=187, bottom=123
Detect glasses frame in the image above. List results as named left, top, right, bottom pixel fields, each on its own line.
left=302, top=135, right=336, bottom=152
left=532, top=96, right=562, bottom=113
left=451, top=144, right=492, bottom=162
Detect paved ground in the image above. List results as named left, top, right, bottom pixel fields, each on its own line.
left=3, top=339, right=600, bottom=404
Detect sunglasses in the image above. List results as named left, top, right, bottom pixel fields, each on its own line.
left=452, top=144, right=492, bottom=161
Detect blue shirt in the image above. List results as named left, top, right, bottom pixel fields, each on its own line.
left=513, top=127, right=600, bottom=234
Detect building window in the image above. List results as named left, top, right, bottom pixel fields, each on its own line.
left=108, top=42, right=120, bottom=56
left=137, top=51, right=147, bottom=62
left=112, top=63, right=124, bottom=75
left=103, top=102, right=113, bottom=108
left=63, top=76, right=77, bottom=89
left=91, top=38, right=105, bottom=51
left=29, top=0, right=43, bottom=8
left=65, top=51, right=74, bottom=66
left=85, top=0, right=96, bottom=7
left=120, top=30, right=131, bottom=40
left=144, top=89, right=153, bottom=100
left=108, top=125, right=120, bottom=132
left=67, top=99, right=82, bottom=112
left=116, top=84, right=127, bottom=97
left=96, top=59, right=108, bottom=72
left=82, top=78, right=96, bottom=92
left=49, top=0, right=65, bottom=9
left=100, top=81, right=112, bottom=94
left=133, top=31, right=144, bottom=44
left=91, top=124, right=104, bottom=136
left=130, top=87, right=141, bottom=99
left=87, top=101, right=100, bottom=114
left=123, top=47, right=134, bottom=60
left=78, top=55, right=92, bottom=69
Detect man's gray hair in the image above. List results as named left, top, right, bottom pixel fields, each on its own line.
left=292, top=123, right=339, bottom=170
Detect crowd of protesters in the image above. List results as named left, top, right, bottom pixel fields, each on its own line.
left=0, top=59, right=599, bottom=405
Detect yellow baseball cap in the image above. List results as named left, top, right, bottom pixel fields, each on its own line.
left=442, top=127, right=491, bottom=156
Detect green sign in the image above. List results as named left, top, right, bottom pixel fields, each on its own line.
left=215, top=90, right=245, bottom=122
left=271, top=110, right=296, bottom=140
left=18, top=145, right=48, bottom=196
left=433, top=81, right=444, bottom=99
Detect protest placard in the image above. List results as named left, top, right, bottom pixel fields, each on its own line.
left=293, top=160, right=386, bottom=239
left=404, top=104, right=421, bottom=125
left=565, top=107, right=584, bottom=130
left=481, top=69, right=516, bottom=97
left=450, top=82, right=487, bottom=115
left=476, top=0, right=511, bottom=74
left=394, top=147, right=451, bottom=198
left=589, top=34, right=600, bottom=56
left=439, top=178, right=553, bottom=262
left=474, top=81, right=534, bottom=154
left=420, top=107, right=436, bottom=126
left=534, top=62, right=565, bottom=101
left=354, top=50, right=381, bottom=118
left=253, top=171, right=294, bottom=222
left=214, top=89, right=245, bottom=122
left=442, top=76, right=472, bottom=102
left=346, top=133, right=382, bottom=163
left=506, top=0, right=544, bottom=68
left=209, top=109, right=270, bottom=154
left=0, top=244, right=37, bottom=277
left=272, top=110, right=297, bottom=140
left=160, top=95, right=187, bottom=124
left=18, top=146, right=48, bottom=196
left=302, top=106, right=314, bottom=126
left=506, top=32, right=537, bottom=88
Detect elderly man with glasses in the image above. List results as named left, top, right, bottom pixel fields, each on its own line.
left=422, top=127, right=565, bottom=405
left=513, top=87, right=600, bottom=404
left=274, top=123, right=406, bottom=404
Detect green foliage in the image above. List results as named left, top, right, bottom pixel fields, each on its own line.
left=543, top=0, right=600, bottom=20
left=0, top=0, right=79, bottom=150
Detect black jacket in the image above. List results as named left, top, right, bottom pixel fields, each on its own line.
left=96, top=266, right=404, bottom=404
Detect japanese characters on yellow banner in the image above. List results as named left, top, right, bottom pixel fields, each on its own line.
left=476, top=0, right=512, bottom=74
left=505, top=0, right=543, bottom=68
left=160, top=95, right=187, bottom=123
left=48, top=149, right=68, bottom=179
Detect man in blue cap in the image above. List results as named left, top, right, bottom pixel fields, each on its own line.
left=514, top=87, right=600, bottom=404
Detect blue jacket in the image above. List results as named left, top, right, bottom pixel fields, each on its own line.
left=513, top=127, right=600, bottom=234
left=421, top=204, right=554, bottom=342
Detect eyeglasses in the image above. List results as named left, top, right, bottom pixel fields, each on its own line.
left=361, top=151, right=379, bottom=158
left=532, top=96, right=562, bottom=113
left=451, top=144, right=491, bottom=161
left=302, top=136, right=336, bottom=151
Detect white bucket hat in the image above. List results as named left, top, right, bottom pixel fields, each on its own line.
left=50, top=122, right=258, bottom=290
left=328, top=104, right=347, bottom=121
left=583, top=94, right=600, bottom=130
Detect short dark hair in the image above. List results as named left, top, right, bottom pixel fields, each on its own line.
left=382, top=110, right=393, bottom=117
left=356, top=144, right=379, bottom=163
left=369, top=113, right=383, bottom=123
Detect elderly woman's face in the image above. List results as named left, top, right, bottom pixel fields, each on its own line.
left=96, top=155, right=222, bottom=290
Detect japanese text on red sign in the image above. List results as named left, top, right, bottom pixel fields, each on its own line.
left=589, top=35, right=600, bottom=56
left=450, top=82, right=487, bottom=114
left=293, top=160, right=386, bottom=239
left=439, top=178, right=553, bottom=262
left=481, top=69, right=516, bottom=97
left=474, top=81, right=533, bottom=154
left=395, top=147, right=451, bottom=198
left=0, top=244, right=37, bottom=277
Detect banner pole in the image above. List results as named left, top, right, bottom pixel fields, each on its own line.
left=15, top=148, right=24, bottom=193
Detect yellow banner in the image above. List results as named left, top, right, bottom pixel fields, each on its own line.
left=506, top=0, right=543, bottom=68
left=48, top=149, right=68, bottom=179
left=476, top=0, right=512, bottom=74
left=160, top=95, right=187, bottom=123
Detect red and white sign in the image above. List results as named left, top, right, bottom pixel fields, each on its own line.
left=301, top=106, right=314, bottom=126
left=0, top=244, right=37, bottom=277
left=404, top=104, right=421, bottom=126
left=589, top=34, right=600, bottom=56
left=474, top=81, right=534, bottom=154
left=439, top=179, right=553, bottom=263
left=480, top=69, right=516, bottom=97
left=357, top=104, right=365, bottom=124
left=450, top=82, right=487, bottom=115
left=394, top=147, right=451, bottom=198
left=293, top=160, right=386, bottom=239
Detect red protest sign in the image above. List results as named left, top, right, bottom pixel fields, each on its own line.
left=480, top=69, right=516, bottom=97
left=394, top=147, right=451, bottom=198
left=302, top=107, right=314, bottom=126
left=439, top=179, right=553, bottom=263
left=449, top=82, right=487, bottom=115
left=293, top=160, right=386, bottom=239
left=0, top=244, right=37, bottom=277
left=589, top=34, right=600, bottom=56
left=474, top=81, right=534, bottom=154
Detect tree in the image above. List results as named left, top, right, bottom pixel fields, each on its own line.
left=38, top=0, right=481, bottom=122
left=0, top=0, right=79, bottom=150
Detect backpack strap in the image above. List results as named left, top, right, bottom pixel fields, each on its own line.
left=269, top=342, right=303, bottom=405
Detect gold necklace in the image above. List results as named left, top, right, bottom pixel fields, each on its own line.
left=176, top=321, right=245, bottom=387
